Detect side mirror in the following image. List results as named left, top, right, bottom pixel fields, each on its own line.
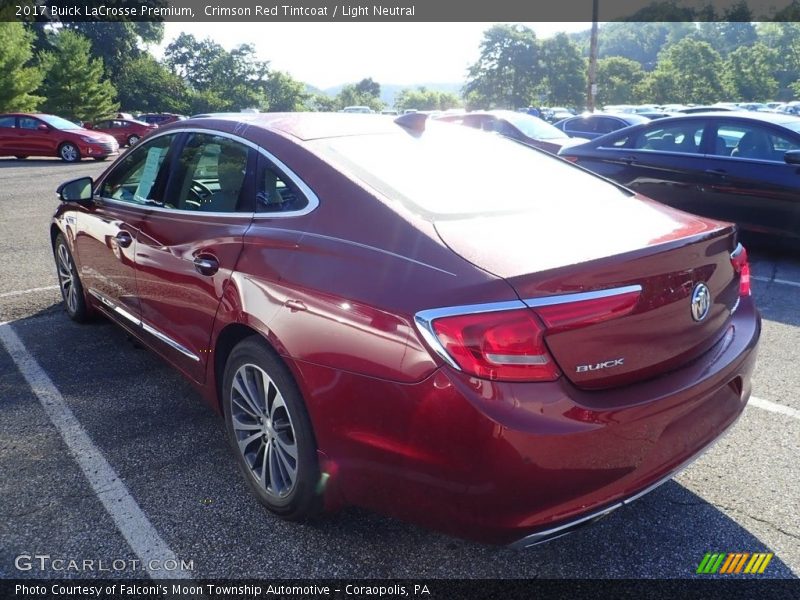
left=37, top=123, right=49, bottom=132
left=57, top=177, right=94, bottom=204
left=784, top=150, right=800, bottom=165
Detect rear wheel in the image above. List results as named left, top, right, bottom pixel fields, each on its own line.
left=222, top=337, right=322, bottom=521
left=58, top=143, right=80, bottom=162
left=54, top=233, right=90, bottom=322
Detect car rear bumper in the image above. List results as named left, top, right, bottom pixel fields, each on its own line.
left=289, top=296, right=760, bottom=545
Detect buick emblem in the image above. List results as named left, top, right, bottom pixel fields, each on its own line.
left=691, top=283, right=711, bottom=322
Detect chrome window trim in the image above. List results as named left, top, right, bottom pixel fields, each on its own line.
left=88, top=288, right=200, bottom=362
left=94, top=127, right=320, bottom=219
left=414, top=285, right=643, bottom=372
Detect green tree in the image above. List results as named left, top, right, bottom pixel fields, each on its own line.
left=264, top=71, right=309, bottom=112
left=336, top=78, right=384, bottom=111
left=464, top=24, right=541, bottom=109
left=306, top=93, right=339, bottom=112
left=539, top=33, right=586, bottom=107
left=639, top=39, right=725, bottom=104
left=64, top=22, right=164, bottom=79
left=755, top=22, right=800, bottom=99
left=165, top=34, right=271, bottom=112
left=596, top=57, right=645, bottom=106
left=394, top=87, right=462, bottom=111
left=115, top=54, right=190, bottom=114
left=722, top=43, right=779, bottom=101
left=39, top=30, right=118, bottom=121
left=0, top=23, right=43, bottom=112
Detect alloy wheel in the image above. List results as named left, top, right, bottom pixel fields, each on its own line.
left=230, top=363, right=299, bottom=498
left=57, top=243, right=78, bottom=315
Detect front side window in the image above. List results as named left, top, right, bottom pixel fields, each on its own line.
left=99, top=134, right=175, bottom=205
left=715, top=123, right=800, bottom=160
left=169, top=133, right=253, bottom=213
left=634, top=122, right=705, bottom=154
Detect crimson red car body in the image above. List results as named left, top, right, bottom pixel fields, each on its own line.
left=51, top=113, right=760, bottom=545
left=84, top=118, right=157, bottom=147
left=0, top=113, right=119, bottom=162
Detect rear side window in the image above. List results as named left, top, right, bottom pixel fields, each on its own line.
left=634, top=122, right=705, bottom=154
left=255, top=154, right=309, bottom=214
left=0, top=116, right=16, bottom=128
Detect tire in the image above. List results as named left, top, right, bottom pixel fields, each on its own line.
left=54, top=233, right=90, bottom=322
left=15, top=155, right=28, bottom=160
left=222, top=337, right=322, bottom=521
left=127, top=135, right=140, bottom=146
left=58, top=142, right=80, bottom=162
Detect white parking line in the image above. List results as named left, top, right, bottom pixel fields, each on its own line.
left=752, top=275, right=800, bottom=289
left=0, top=285, right=59, bottom=299
left=0, top=322, right=192, bottom=579
left=749, top=396, right=800, bottom=421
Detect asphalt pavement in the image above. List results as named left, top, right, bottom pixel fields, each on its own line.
left=0, top=157, right=797, bottom=581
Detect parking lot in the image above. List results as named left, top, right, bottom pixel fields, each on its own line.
left=0, top=157, right=798, bottom=580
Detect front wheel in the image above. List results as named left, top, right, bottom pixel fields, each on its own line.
left=54, top=233, right=90, bottom=322
left=59, top=143, right=80, bottom=162
left=222, top=338, right=322, bottom=521
left=127, top=134, right=140, bottom=146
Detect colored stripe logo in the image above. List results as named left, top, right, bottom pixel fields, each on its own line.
left=696, top=552, right=773, bottom=574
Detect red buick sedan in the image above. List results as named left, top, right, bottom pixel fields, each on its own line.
left=51, top=113, right=760, bottom=546
left=84, top=117, right=157, bottom=147
left=0, top=113, right=119, bottom=162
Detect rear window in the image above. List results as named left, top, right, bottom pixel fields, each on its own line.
left=311, top=123, right=630, bottom=220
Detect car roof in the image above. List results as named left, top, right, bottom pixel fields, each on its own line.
left=180, top=112, right=406, bottom=141
left=653, top=111, right=800, bottom=127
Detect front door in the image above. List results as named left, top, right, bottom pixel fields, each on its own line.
left=77, top=132, right=177, bottom=324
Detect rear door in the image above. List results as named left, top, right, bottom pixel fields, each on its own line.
left=133, top=131, right=257, bottom=382
left=0, top=115, right=17, bottom=154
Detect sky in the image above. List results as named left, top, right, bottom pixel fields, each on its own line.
left=154, top=22, right=592, bottom=89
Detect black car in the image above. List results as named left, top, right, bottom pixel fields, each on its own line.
left=559, top=112, right=800, bottom=242
left=553, top=113, right=650, bottom=139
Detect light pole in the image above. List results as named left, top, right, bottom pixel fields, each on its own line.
left=587, top=0, right=599, bottom=112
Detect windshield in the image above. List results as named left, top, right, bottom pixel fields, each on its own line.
left=39, top=115, right=82, bottom=130
left=312, top=123, right=630, bottom=221
left=501, top=113, right=568, bottom=140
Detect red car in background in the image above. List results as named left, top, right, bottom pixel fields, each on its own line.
left=84, top=117, right=156, bottom=147
left=51, top=113, right=759, bottom=546
left=0, top=113, right=119, bottom=162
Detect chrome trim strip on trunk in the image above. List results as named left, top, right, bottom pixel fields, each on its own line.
left=87, top=288, right=200, bottom=363
left=523, top=284, right=643, bottom=308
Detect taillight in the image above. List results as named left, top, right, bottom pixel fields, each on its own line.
left=533, top=290, right=641, bottom=334
left=428, top=309, right=559, bottom=382
left=416, top=286, right=642, bottom=382
left=731, top=243, right=751, bottom=296
left=561, top=155, right=579, bottom=163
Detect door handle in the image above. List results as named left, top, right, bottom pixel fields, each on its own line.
left=193, top=255, right=219, bottom=276
left=285, top=299, right=307, bottom=312
left=114, top=231, right=133, bottom=248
